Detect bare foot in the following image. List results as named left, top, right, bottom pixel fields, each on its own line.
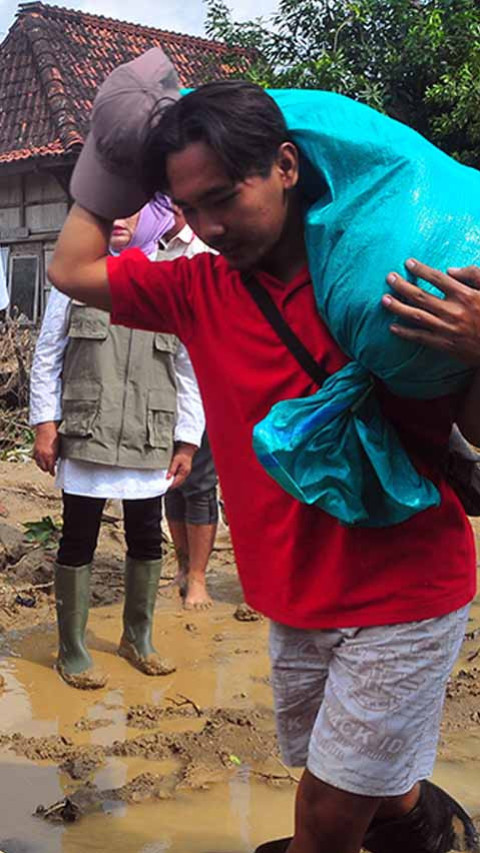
left=183, top=576, right=213, bottom=611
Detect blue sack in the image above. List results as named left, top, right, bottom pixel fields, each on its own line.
left=253, top=90, right=480, bottom=526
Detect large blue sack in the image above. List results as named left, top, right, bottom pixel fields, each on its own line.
left=252, top=90, right=480, bottom=527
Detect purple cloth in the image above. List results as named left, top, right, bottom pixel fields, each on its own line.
left=128, top=195, right=174, bottom=256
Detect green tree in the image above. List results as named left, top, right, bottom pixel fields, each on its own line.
left=204, top=0, right=480, bottom=166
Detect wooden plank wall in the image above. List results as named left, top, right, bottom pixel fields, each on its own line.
left=0, top=171, right=69, bottom=318
left=0, top=172, right=68, bottom=239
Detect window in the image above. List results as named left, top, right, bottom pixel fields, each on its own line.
left=8, top=254, right=39, bottom=323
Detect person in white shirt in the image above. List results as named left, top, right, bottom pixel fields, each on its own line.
left=158, top=208, right=219, bottom=611
left=0, top=251, right=9, bottom=518
left=0, top=250, right=9, bottom=312
left=30, top=203, right=205, bottom=689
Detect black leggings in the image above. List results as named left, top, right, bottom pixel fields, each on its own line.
left=57, top=492, right=163, bottom=566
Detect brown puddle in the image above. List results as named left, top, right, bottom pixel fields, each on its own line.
left=0, top=595, right=296, bottom=852
left=0, top=520, right=479, bottom=851
left=0, top=753, right=295, bottom=852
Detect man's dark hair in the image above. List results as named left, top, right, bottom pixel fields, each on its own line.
left=140, top=81, right=289, bottom=197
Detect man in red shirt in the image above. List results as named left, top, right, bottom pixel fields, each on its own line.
left=49, top=50, right=479, bottom=853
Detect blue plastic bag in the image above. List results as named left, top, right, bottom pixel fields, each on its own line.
left=253, top=90, right=480, bottom=526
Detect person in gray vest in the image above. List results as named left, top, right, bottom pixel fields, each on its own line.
left=30, top=202, right=205, bottom=689
left=158, top=207, right=219, bottom=611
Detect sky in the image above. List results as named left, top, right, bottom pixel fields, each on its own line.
left=0, top=0, right=278, bottom=40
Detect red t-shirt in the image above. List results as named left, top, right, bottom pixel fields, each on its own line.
left=108, top=249, right=476, bottom=629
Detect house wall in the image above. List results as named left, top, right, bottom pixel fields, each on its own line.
left=0, top=171, right=69, bottom=321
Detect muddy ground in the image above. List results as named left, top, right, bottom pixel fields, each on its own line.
left=0, top=460, right=479, bottom=852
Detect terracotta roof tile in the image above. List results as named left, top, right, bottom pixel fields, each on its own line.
left=0, top=1, right=251, bottom=166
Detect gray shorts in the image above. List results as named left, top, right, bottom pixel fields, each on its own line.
left=270, top=605, right=470, bottom=797
left=178, top=432, right=217, bottom=499
left=164, top=432, right=218, bottom=525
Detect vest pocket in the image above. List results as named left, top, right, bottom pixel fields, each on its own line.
left=69, top=306, right=109, bottom=339
left=154, top=333, right=177, bottom=354
left=59, top=379, right=101, bottom=438
left=146, top=389, right=174, bottom=449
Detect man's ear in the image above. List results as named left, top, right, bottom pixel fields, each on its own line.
left=276, top=142, right=300, bottom=189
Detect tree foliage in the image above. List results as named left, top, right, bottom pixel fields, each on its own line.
left=205, top=0, right=480, bottom=166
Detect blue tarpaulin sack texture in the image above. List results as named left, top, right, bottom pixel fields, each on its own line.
left=252, top=90, right=480, bottom=527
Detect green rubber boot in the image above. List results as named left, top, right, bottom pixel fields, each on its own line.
left=54, top=563, right=108, bottom=689
left=118, top=557, right=176, bottom=676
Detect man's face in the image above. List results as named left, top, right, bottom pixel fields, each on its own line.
left=166, top=140, right=298, bottom=270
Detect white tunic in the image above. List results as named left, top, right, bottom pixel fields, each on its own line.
left=30, top=285, right=205, bottom=500
left=0, top=249, right=9, bottom=311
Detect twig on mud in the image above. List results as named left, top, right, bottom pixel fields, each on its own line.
left=271, top=754, right=300, bottom=783
left=7, top=548, right=47, bottom=572
left=100, top=513, right=121, bottom=525
left=90, top=567, right=121, bottom=575
left=465, top=628, right=480, bottom=642
left=158, top=572, right=181, bottom=591
left=252, top=769, right=299, bottom=784
left=7, top=486, right=58, bottom=502
left=39, top=801, right=66, bottom=818
left=12, top=580, right=53, bottom=592
left=166, top=693, right=203, bottom=717
left=237, top=754, right=299, bottom=785
left=36, top=797, right=81, bottom=823
left=467, top=647, right=480, bottom=663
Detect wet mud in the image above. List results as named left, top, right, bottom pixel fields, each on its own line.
left=0, top=461, right=478, bottom=851
left=0, top=593, right=293, bottom=852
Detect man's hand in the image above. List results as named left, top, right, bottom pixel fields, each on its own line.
left=167, top=442, right=197, bottom=489
left=382, top=259, right=480, bottom=366
left=33, top=421, right=60, bottom=475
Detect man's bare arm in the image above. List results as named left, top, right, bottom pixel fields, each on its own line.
left=48, top=203, right=112, bottom=310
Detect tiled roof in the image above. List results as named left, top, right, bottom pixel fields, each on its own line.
left=0, top=2, right=251, bottom=166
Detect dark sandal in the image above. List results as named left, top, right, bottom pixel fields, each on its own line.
left=254, top=839, right=292, bottom=853
left=364, top=780, right=479, bottom=853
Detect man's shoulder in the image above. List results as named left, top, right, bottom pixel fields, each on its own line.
left=117, top=244, right=231, bottom=290
left=183, top=248, right=229, bottom=277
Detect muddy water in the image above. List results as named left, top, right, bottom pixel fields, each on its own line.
left=0, top=755, right=294, bottom=852
left=435, top=588, right=480, bottom=813
left=0, top=595, right=295, bottom=852
left=0, top=582, right=479, bottom=852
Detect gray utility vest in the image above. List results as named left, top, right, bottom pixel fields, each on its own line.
left=59, top=303, right=178, bottom=469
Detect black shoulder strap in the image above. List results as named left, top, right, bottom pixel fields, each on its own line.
left=241, top=272, right=328, bottom=388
